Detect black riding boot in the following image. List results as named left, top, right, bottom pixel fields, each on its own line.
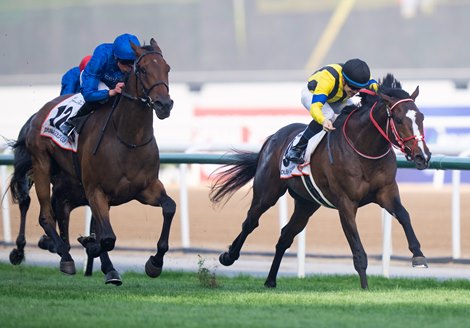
left=285, top=120, right=323, bottom=164
left=59, top=103, right=92, bottom=137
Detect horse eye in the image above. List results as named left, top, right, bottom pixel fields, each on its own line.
left=140, top=67, right=147, bottom=74
left=394, top=117, right=403, bottom=124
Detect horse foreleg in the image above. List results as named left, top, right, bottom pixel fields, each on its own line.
left=84, top=214, right=95, bottom=277
left=337, top=204, right=368, bottom=289
left=265, top=199, right=319, bottom=288
left=392, top=205, right=427, bottom=267
left=99, top=252, right=122, bottom=286
left=377, top=187, right=427, bottom=268
left=145, top=192, right=176, bottom=278
left=78, top=214, right=121, bottom=285
left=86, top=190, right=116, bottom=257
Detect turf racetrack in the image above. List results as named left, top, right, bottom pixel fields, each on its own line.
left=1, top=262, right=470, bottom=328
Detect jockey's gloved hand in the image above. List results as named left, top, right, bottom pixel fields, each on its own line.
left=322, top=119, right=335, bottom=132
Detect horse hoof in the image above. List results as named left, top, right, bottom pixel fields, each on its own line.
left=77, top=234, right=96, bottom=247
left=100, top=238, right=116, bottom=252
left=38, top=235, right=57, bottom=253
left=9, top=249, right=24, bottom=265
left=78, top=236, right=101, bottom=258
left=60, top=260, right=76, bottom=275
left=37, top=235, right=49, bottom=249
left=264, top=280, right=276, bottom=288
left=145, top=256, right=162, bottom=278
left=105, top=270, right=122, bottom=286
left=412, top=256, right=428, bottom=268
left=219, top=252, right=235, bottom=266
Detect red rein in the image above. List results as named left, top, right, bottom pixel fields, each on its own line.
left=343, top=90, right=425, bottom=160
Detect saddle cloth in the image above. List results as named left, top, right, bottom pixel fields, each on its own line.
left=40, top=93, right=84, bottom=152
left=280, top=130, right=335, bottom=208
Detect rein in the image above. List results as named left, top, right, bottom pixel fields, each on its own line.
left=343, top=89, right=424, bottom=160
left=112, top=118, right=154, bottom=149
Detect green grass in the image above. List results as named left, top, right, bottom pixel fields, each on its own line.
left=1, top=262, right=470, bottom=328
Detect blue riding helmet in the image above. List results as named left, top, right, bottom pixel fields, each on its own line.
left=113, top=33, right=141, bottom=61
left=342, top=58, right=371, bottom=89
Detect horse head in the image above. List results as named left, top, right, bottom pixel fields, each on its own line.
left=378, top=75, right=431, bottom=170
left=130, top=38, right=173, bottom=120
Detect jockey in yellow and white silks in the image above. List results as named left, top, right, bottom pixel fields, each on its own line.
left=286, top=58, right=379, bottom=164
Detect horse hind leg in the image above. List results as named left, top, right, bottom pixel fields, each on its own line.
left=9, top=187, right=30, bottom=265
left=48, top=191, right=76, bottom=275
left=144, top=189, right=176, bottom=278
left=219, top=202, right=270, bottom=266
left=33, top=161, right=76, bottom=274
left=264, top=198, right=319, bottom=288
left=220, top=185, right=286, bottom=267
left=38, top=192, right=66, bottom=254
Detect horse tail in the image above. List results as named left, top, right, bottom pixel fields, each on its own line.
left=209, top=149, right=260, bottom=205
left=8, top=115, right=34, bottom=204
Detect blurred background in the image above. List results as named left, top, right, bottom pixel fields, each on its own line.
left=0, top=0, right=469, bottom=82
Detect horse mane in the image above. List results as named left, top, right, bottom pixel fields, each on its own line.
left=378, top=73, right=410, bottom=98
left=336, top=73, right=409, bottom=127
left=141, top=45, right=154, bottom=51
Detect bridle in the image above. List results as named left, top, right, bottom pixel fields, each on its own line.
left=343, top=89, right=426, bottom=160
left=121, top=50, right=169, bottom=110
left=113, top=50, right=169, bottom=149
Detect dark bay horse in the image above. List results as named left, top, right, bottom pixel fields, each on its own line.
left=8, top=114, right=122, bottom=285
left=17, top=38, right=175, bottom=278
left=210, top=74, right=431, bottom=289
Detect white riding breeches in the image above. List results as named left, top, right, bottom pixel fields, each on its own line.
left=300, top=85, right=359, bottom=123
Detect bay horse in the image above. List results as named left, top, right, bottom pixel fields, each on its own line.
left=210, top=74, right=432, bottom=289
left=8, top=114, right=122, bottom=285
left=19, top=38, right=175, bottom=278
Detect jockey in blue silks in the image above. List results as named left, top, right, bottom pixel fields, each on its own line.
left=59, top=33, right=141, bottom=136
left=60, top=67, right=80, bottom=96
left=60, top=55, right=91, bottom=96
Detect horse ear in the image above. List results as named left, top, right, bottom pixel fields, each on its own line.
left=130, top=41, right=143, bottom=56
left=150, top=38, right=162, bottom=52
left=410, top=86, right=419, bottom=100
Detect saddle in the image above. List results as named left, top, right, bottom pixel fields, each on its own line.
left=69, top=103, right=93, bottom=135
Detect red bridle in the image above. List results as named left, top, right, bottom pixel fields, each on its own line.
left=343, top=89, right=426, bottom=160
